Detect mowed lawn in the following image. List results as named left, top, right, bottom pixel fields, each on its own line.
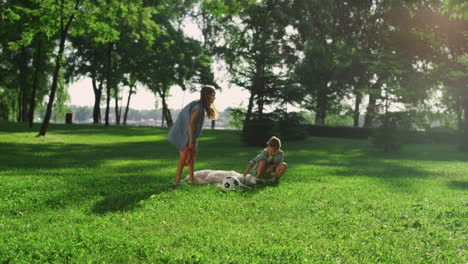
left=0, top=122, right=466, bottom=263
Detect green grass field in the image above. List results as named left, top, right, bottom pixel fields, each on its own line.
left=0, top=121, right=466, bottom=263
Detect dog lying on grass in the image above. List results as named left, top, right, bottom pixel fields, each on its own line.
left=184, top=169, right=258, bottom=185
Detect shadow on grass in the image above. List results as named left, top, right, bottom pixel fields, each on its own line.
left=51, top=125, right=164, bottom=137
left=0, top=140, right=173, bottom=170
left=91, top=180, right=178, bottom=214
left=272, top=137, right=468, bottom=193
left=0, top=121, right=163, bottom=137
left=2, top=123, right=466, bottom=213
left=0, top=138, right=187, bottom=214
left=447, top=180, right=468, bottom=190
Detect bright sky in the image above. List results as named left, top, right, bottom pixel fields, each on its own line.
left=67, top=78, right=251, bottom=111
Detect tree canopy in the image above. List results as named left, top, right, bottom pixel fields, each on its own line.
left=0, top=0, right=466, bottom=149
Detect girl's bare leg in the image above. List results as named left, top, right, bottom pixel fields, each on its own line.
left=174, top=151, right=185, bottom=184
left=187, top=150, right=197, bottom=182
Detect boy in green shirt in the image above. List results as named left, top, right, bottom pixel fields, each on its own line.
left=243, top=136, right=288, bottom=184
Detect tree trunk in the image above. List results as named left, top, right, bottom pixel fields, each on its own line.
left=158, top=89, right=165, bottom=127
left=164, top=108, right=173, bottom=127
left=38, top=34, right=67, bottom=135
left=163, top=100, right=173, bottom=127
left=17, top=82, right=22, bottom=123
left=29, top=35, right=43, bottom=128
left=160, top=104, right=165, bottom=128
left=460, top=91, right=468, bottom=152
left=353, top=89, right=362, bottom=128
left=364, top=93, right=377, bottom=128
left=258, top=96, right=264, bottom=117
left=245, top=92, right=255, bottom=122
left=314, top=108, right=326, bottom=126
left=38, top=0, right=77, bottom=136
left=114, top=86, right=120, bottom=125
left=92, top=76, right=102, bottom=124
left=105, top=43, right=112, bottom=126
left=118, top=95, right=123, bottom=125
left=22, top=89, right=29, bottom=122
left=455, top=94, right=463, bottom=131
left=243, top=91, right=255, bottom=132
left=255, top=55, right=266, bottom=118
left=123, top=85, right=134, bottom=126
left=364, top=77, right=385, bottom=128
left=314, top=89, right=327, bottom=125
left=158, top=89, right=173, bottom=127
left=19, top=47, right=30, bottom=123
left=211, top=120, right=215, bottom=129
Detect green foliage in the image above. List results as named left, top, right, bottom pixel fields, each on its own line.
left=0, top=123, right=466, bottom=263
left=291, top=0, right=377, bottom=125
left=242, top=109, right=307, bottom=146
left=0, top=86, right=17, bottom=121
left=371, top=113, right=409, bottom=153
left=442, top=0, right=468, bottom=19
left=275, top=110, right=308, bottom=141
left=304, top=124, right=459, bottom=145
left=1, top=4, right=21, bottom=22
left=325, top=114, right=354, bottom=127
left=242, top=115, right=279, bottom=147
left=213, top=0, right=298, bottom=117
left=1, top=0, right=466, bottom=153
left=226, top=106, right=246, bottom=130
left=306, top=125, right=373, bottom=139
left=406, top=129, right=460, bottom=145
left=51, top=72, right=71, bottom=122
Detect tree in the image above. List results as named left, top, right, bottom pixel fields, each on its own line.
left=139, top=24, right=214, bottom=127
left=295, top=41, right=340, bottom=125
left=8, top=0, right=158, bottom=134
left=210, top=0, right=298, bottom=127
left=435, top=0, right=468, bottom=150
left=6, top=0, right=90, bottom=134
left=1, top=1, right=53, bottom=125
left=121, top=74, right=138, bottom=126
left=66, top=36, right=107, bottom=124
left=66, top=0, right=158, bottom=126
left=36, top=0, right=82, bottom=136
left=288, top=0, right=374, bottom=125
left=190, top=2, right=225, bottom=129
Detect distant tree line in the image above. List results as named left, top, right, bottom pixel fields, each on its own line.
left=66, top=105, right=237, bottom=129
left=0, top=0, right=466, bottom=150
left=68, top=106, right=164, bottom=123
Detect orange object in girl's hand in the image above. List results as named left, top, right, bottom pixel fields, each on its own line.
left=182, top=144, right=194, bottom=166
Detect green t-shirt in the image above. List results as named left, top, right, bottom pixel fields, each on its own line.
left=250, top=148, right=284, bottom=173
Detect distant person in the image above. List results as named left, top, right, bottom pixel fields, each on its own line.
left=243, top=136, right=288, bottom=184
left=167, top=85, right=218, bottom=184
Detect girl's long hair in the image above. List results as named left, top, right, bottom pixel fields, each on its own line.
left=200, top=85, right=218, bottom=120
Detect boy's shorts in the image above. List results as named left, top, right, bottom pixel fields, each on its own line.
left=259, top=167, right=277, bottom=179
